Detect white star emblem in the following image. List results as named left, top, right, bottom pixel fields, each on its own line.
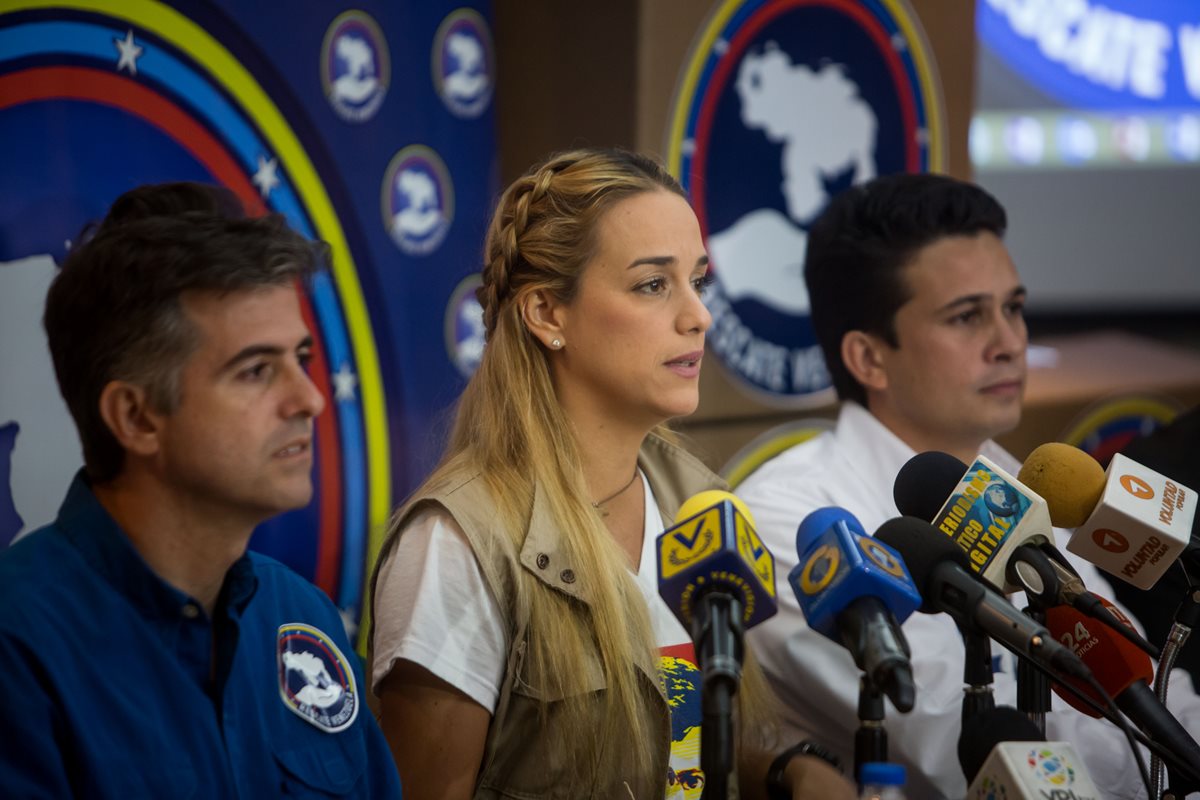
left=252, top=155, right=280, bottom=198
left=915, top=127, right=930, bottom=146
left=332, top=363, right=358, bottom=402
left=114, top=30, right=144, bottom=75
left=891, top=32, right=908, bottom=52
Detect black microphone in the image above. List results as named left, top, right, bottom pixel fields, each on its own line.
left=957, top=705, right=1044, bottom=784
left=896, top=450, right=1159, bottom=657
left=873, top=517, right=1090, bottom=681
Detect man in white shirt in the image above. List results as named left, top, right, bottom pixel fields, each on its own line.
left=738, top=173, right=1200, bottom=798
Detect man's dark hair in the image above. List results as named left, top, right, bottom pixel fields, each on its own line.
left=805, top=172, right=1008, bottom=406
left=44, top=182, right=326, bottom=482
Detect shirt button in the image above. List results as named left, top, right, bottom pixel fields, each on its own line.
left=182, top=603, right=200, bottom=619
left=536, top=553, right=550, bottom=569
left=560, top=569, right=576, bottom=584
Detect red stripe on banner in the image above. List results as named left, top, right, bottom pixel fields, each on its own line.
left=691, top=0, right=920, bottom=240
left=0, top=66, right=343, bottom=594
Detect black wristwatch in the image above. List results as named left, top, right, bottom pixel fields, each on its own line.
left=765, top=740, right=844, bottom=800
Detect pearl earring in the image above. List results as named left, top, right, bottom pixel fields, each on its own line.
left=551, top=338, right=562, bottom=349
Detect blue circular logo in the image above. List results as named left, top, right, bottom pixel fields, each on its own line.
left=666, top=0, right=944, bottom=405
left=445, top=273, right=486, bottom=378
left=277, top=624, right=359, bottom=733
left=321, top=10, right=389, bottom=123
left=983, top=482, right=1021, bottom=517
left=432, top=8, right=494, bottom=119
left=381, top=145, right=454, bottom=256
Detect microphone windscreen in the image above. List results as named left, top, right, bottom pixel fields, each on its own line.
left=957, top=705, right=1045, bottom=783
left=1018, top=443, right=1105, bottom=528
left=874, top=516, right=970, bottom=612
left=894, top=451, right=969, bottom=522
left=794, top=506, right=864, bottom=553
left=676, top=489, right=753, bottom=524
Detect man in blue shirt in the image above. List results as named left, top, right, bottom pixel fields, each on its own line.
left=0, top=183, right=401, bottom=798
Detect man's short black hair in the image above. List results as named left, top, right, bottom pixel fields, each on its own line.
left=805, top=172, right=1008, bottom=406
left=44, top=182, right=326, bottom=482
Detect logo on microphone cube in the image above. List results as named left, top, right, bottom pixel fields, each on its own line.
left=1026, top=747, right=1076, bottom=787
left=859, top=538, right=905, bottom=578
left=933, top=456, right=1046, bottom=591
left=1091, top=528, right=1128, bottom=554
left=1066, top=453, right=1194, bottom=589
left=798, top=544, right=841, bottom=595
left=788, top=521, right=919, bottom=641
left=734, top=512, right=776, bottom=592
left=969, top=741, right=1099, bottom=800
left=1119, top=473, right=1153, bottom=500
left=657, top=501, right=776, bottom=629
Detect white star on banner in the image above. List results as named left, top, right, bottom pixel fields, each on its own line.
left=332, top=363, right=358, bottom=402
left=114, top=30, right=144, bottom=75
left=252, top=155, right=280, bottom=198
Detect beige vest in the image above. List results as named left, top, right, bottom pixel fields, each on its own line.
left=372, top=433, right=724, bottom=799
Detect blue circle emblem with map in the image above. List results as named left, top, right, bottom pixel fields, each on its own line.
left=432, top=8, right=494, bottom=119
left=445, top=273, right=486, bottom=378
left=666, top=0, right=944, bottom=405
left=321, top=10, right=390, bottom=123
left=983, top=482, right=1021, bottom=517
left=381, top=145, right=454, bottom=256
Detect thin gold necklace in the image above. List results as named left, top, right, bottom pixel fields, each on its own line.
left=592, top=469, right=639, bottom=515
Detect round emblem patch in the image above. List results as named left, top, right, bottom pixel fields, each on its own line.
left=444, top=273, right=486, bottom=378
left=321, top=10, right=390, bottom=123
left=278, top=623, right=360, bottom=733
left=382, top=144, right=454, bottom=256
left=666, top=0, right=945, bottom=405
left=432, top=8, right=495, bottom=118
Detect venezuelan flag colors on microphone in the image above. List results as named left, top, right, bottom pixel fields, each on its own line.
left=657, top=490, right=777, bottom=629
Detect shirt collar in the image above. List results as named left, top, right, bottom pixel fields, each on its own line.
left=54, top=471, right=258, bottom=622
left=834, top=401, right=1019, bottom=486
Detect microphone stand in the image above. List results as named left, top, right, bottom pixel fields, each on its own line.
left=1017, top=605, right=1052, bottom=735
left=961, top=627, right=996, bottom=724
left=854, top=674, right=887, bottom=786
left=695, top=593, right=742, bottom=800
left=1152, top=575, right=1200, bottom=800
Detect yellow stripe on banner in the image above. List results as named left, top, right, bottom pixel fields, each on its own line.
left=666, top=0, right=743, bottom=177
left=668, top=0, right=947, bottom=177
left=17, top=0, right=393, bottom=623
left=1063, top=397, right=1181, bottom=448
left=882, top=0, right=947, bottom=172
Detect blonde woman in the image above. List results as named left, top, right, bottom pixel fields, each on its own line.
left=370, top=148, right=855, bottom=800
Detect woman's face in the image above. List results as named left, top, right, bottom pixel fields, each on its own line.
left=548, top=189, right=713, bottom=432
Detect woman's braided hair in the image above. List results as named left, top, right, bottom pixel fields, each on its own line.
left=477, top=148, right=685, bottom=339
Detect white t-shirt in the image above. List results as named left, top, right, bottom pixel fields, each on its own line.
left=373, top=473, right=706, bottom=797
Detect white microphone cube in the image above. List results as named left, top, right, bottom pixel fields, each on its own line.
left=968, top=741, right=1100, bottom=799
left=1066, top=453, right=1195, bottom=590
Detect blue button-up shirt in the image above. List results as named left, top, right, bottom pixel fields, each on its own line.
left=0, top=473, right=401, bottom=798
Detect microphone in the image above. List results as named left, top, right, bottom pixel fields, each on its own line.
left=968, top=739, right=1101, bottom=798
left=1019, top=443, right=1197, bottom=590
left=957, top=705, right=1045, bottom=784
left=894, top=451, right=1054, bottom=593
left=789, top=507, right=921, bottom=712
left=873, top=516, right=1090, bottom=681
left=1044, top=600, right=1152, bottom=718
left=657, top=490, right=778, bottom=683
left=1045, top=602, right=1200, bottom=769
left=898, top=451, right=1158, bottom=657
left=657, top=490, right=778, bottom=795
